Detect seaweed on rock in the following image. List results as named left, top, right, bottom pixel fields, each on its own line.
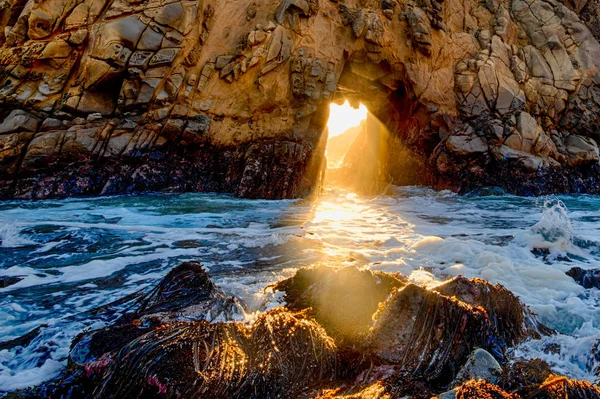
left=498, top=359, right=553, bottom=397
left=93, top=321, right=251, bottom=398
left=452, top=379, right=520, bottom=399
left=529, top=375, right=600, bottom=399
left=273, top=266, right=406, bottom=343
left=16, top=265, right=600, bottom=399
left=368, top=284, right=500, bottom=385
left=246, top=307, right=338, bottom=397
left=433, top=276, right=552, bottom=346
left=119, top=261, right=241, bottom=323
left=93, top=308, right=337, bottom=399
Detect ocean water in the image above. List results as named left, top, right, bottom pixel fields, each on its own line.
left=1, top=186, right=600, bottom=391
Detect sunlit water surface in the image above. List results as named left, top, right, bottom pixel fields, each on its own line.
left=1, top=186, right=600, bottom=391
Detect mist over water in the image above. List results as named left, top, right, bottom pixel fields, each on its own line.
left=1, top=187, right=600, bottom=390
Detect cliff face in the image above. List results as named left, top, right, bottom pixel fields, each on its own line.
left=0, top=0, right=599, bottom=199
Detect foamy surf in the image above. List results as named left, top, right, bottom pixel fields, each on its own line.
left=1, top=188, right=600, bottom=391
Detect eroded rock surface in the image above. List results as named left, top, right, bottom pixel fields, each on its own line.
left=0, top=0, right=598, bottom=198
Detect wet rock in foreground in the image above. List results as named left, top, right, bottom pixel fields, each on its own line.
left=119, top=260, right=241, bottom=324
left=15, top=264, right=600, bottom=399
left=498, top=358, right=553, bottom=397
left=274, top=266, right=406, bottom=343
left=369, top=283, right=499, bottom=384
left=433, top=276, right=552, bottom=346
left=95, top=308, right=337, bottom=399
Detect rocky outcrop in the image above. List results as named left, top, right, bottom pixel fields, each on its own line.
left=0, top=0, right=598, bottom=198
left=566, top=266, right=600, bottom=289
left=273, top=265, right=407, bottom=343
left=433, top=275, right=553, bottom=346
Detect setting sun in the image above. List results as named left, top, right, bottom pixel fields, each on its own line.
left=327, top=101, right=368, bottom=138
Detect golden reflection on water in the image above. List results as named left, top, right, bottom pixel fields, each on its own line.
left=301, top=189, right=415, bottom=267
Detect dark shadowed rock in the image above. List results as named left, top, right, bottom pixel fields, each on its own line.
left=69, top=323, right=158, bottom=367
left=464, top=187, right=507, bottom=197
left=566, top=267, right=600, bottom=290
left=119, top=261, right=241, bottom=323
left=274, top=266, right=406, bottom=343
left=498, top=358, right=553, bottom=397
left=433, top=276, right=552, bottom=346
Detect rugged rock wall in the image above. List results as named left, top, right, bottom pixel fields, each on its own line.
left=0, top=0, right=599, bottom=198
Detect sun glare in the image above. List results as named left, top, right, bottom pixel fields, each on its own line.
left=327, top=101, right=368, bottom=138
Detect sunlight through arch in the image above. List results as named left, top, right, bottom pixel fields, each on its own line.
left=327, top=101, right=368, bottom=138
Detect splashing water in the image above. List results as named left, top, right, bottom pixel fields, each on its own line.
left=531, top=198, right=574, bottom=250
left=1, top=188, right=600, bottom=390
left=0, top=223, right=35, bottom=248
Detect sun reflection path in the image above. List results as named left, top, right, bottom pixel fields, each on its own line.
left=302, top=189, right=417, bottom=268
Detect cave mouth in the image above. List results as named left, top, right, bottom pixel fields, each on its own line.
left=324, top=100, right=391, bottom=194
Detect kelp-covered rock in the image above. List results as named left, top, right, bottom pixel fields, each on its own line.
left=308, top=381, right=393, bottom=399
left=433, top=276, right=551, bottom=346
left=248, top=308, right=338, bottom=397
left=274, top=266, right=406, bottom=343
left=498, top=358, right=553, bottom=397
left=439, top=375, right=600, bottom=399
left=449, top=379, right=520, bottom=399
left=118, top=261, right=241, bottom=323
left=532, top=375, right=600, bottom=398
left=94, top=308, right=337, bottom=399
left=94, top=321, right=251, bottom=398
left=16, top=266, right=600, bottom=398
left=368, top=283, right=501, bottom=384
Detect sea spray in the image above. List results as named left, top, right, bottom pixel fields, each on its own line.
left=0, top=222, right=35, bottom=248
left=530, top=198, right=574, bottom=251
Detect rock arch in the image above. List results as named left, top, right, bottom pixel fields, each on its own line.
left=0, top=0, right=599, bottom=199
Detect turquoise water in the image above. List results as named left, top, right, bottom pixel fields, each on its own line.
left=1, top=186, right=600, bottom=390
